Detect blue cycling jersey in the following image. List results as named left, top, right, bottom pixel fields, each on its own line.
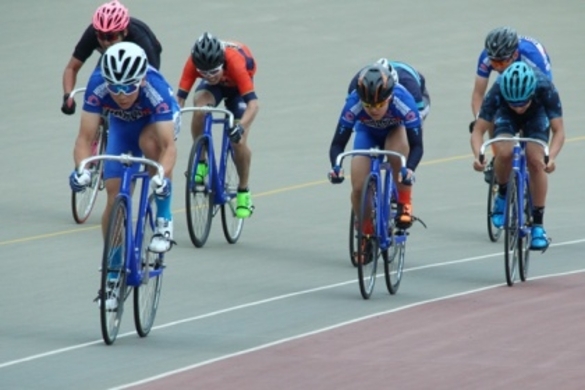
left=479, top=66, right=562, bottom=123
left=476, top=36, right=552, bottom=80
left=82, top=65, right=179, bottom=122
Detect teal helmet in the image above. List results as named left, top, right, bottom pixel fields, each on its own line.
left=500, top=61, right=537, bottom=103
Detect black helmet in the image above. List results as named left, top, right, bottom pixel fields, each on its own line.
left=356, top=64, right=395, bottom=105
left=484, top=27, right=519, bottom=60
left=191, top=32, right=225, bottom=71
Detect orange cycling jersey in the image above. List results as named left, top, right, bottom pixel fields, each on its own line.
left=178, top=41, right=257, bottom=100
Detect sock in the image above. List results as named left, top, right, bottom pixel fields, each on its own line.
left=498, top=182, right=508, bottom=197
left=532, top=206, right=544, bottom=226
left=238, top=187, right=249, bottom=193
left=397, top=190, right=411, bottom=205
left=155, top=194, right=172, bottom=221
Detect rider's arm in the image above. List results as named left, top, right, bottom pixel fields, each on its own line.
left=62, top=57, right=84, bottom=96
left=73, top=111, right=101, bottom=166
left=329, top=123, right=353, bottom=167
left=63, top=25, right=96, bottom=96
left=176, top=57, right=198, bottom=103
left=471, top=76, right=489, bottom=118
left=470, top=83, right=500, bottom=157
left=543, top=82, right=565, bottom=161
left=405, top=126, right=423, bottom=171
left=153, top=121, right=177, bottom=178
left=239, top=97, right=259, bottom=130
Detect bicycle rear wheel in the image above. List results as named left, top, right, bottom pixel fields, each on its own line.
left=519, top=179, right=532, bottom=282
left=100, top=197, right=129, bottom=345
left=185, top=135, right=214, bottom=248
left=349, top=209, right=358, bottom=267
left=504, top=172, right=519, bottom=287
left=384, top=229, right=406, bottom=295
left=221, top=143, right=244, bottom=243
left=357, top=173, right=379, bottom=299
left=487, top=170, right=503, bottom=242
left=72, top=126, right=105, bottom=224
left=134, top=195, right=163, bottom=337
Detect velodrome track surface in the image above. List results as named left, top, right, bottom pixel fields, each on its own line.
left=1, top=1, right=585, bottom=389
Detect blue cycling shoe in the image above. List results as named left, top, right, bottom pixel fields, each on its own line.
left=530, top=225, right=549, bottom=250
left=491, top=195, right=506, bottom=228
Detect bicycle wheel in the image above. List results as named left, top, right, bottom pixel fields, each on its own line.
left=487, top=170, right=503, bottom=242
left=384, top=228, right=406, bottom=295
left=221, top=143, right=244, bottom=243
left=357, top=173, right=380, bottom=300
left=504, top=171, right=520, bottom=287
left=349, top=209, right=358, bottom=267
left=71, top=126, right=105, bottom=224
left=185, top=135, right=214, bottom=248
left=519, top=179, right=532, bottom=282
left=99, top=197, right=129, bottom=345
left=134, top=195, right=163, bottom=338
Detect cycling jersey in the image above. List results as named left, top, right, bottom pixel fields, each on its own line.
left=348, top=61, right=430, bottom=111
left=176, top=41, right=257, bottom=102
left=476, top=36, right=552, bottom=80
left=479, top=67, right=561, bottom=142
left=72, top=17, right=162, bottom=69
left=82, top=66, right=180, bottom=179
left=330, top=84, right=423, bottom=171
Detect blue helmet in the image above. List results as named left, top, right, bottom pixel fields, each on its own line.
left=500, top=62, right=537, bottom=103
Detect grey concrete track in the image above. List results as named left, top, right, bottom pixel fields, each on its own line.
left=0, top=1, right=584, bottom=389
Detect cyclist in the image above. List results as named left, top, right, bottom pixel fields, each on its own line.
left=349, top=58, right=431, bottom=121
left=176, top=32, right=258, bottom=219
left=470, top=61, right=565, bottom=250
left=469, top=26, right=552, bottom=183
left=69, top=42, right=180, bottom=254
left=329, top=64, right=423, bottom=230
left=61, top=0, right=162, bottom=115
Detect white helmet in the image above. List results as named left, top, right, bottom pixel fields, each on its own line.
left=375, top=58, right=399, bottom=84
left=101, top=42, right=148, bottom=85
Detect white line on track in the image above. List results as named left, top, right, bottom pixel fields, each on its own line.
left=1, top=238, right=583, bottom=372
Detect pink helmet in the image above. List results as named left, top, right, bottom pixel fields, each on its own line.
left=92, top=1, right=130, bottom=32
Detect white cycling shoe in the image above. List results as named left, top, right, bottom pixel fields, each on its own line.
left=148, top=218, right=175, bottom=253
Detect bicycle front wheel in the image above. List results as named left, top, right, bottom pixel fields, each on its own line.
left=487, top=170, right=503, bottom=242
left=357, top=173, right=379, bottom=300
left=221, top=143, right=244, bottom=244
left=504, top=171, right=519, bottom=287
left=71, top=126, right=105, bottom=224
left=100, top=196, right=129, bottom=345
left=134, top=195, right=163, bottom=338
left=185, top=135, right=214, bottom=248
left=519, top=179, right=532, bottom=282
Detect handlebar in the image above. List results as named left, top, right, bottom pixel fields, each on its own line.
left=479, top=137, right=550, bottom=165
left=69, top=87, right=87, bottom=101
left=180, top=106, right=234, bottom=129
left=334, top=148, right=407, bottom=169
left=77, top=154, right=164, bottom=182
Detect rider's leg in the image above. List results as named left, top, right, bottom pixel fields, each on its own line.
left=384, top=126, right=411, bottom=227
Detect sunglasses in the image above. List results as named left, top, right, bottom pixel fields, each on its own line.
left=489, top=57, right=512, bottom=67
left=362, top=100, right=387, bottom=109
left=197, top=65, right=223, bottom=77
left=106, top=81, right=140, bottom=96
left=96, top=31, right=123, bottom=42
left=508, top=99, right=531, bottom=108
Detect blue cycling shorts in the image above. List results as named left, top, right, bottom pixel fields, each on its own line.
left=353, top=123, right=401, bottom=150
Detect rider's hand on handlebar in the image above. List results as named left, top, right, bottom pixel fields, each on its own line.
left=69, top=169, right=91, bottom=192
left=473, top=156, right=486, bottom=172
left=399, top=167, right=415, bottom=185
left=544, top=158, right=556, bottom=173
left=61, top=94, right=76, bottom=115
left=151, top=176, right=172, bottom=198
left=328, top=166, right=344, bottom=184
left=228, top=123, right=244, bottom=144
left=469, top=120, right=476, bottom=133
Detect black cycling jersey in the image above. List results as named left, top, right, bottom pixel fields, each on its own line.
left=72, top=17, right=162, bottom=69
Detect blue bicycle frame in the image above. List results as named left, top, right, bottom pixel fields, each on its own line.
left=78, top=154, right=165, bottom=285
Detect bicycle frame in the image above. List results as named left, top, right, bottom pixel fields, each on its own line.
left=78, top=154, right=165, bottom=286
left=180, top=106, right=235, bottom=206
left=480, top=136, right=550, bottom=239
left=335, top=149, right=406, bottom=250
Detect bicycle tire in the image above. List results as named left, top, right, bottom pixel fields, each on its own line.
left=71, top=126, right=106, bottom=224
left=100, top=196, right=129, bottom=345
left=349, top=209, right=358, bottom=267
left=134, top=195, right=163, bottom=337
left=487, top=169, right=503, bottom=242
left=221, top=143, right=244, bottom=244
left=519, top=178, right=532, bottom=282
left=504, top=170, right=519, bottom=287
left=185, top=135, right=214, bottom=248
left=357, top=173, right=379, bottom=300
left=384, top=228, right=406, bottom=295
